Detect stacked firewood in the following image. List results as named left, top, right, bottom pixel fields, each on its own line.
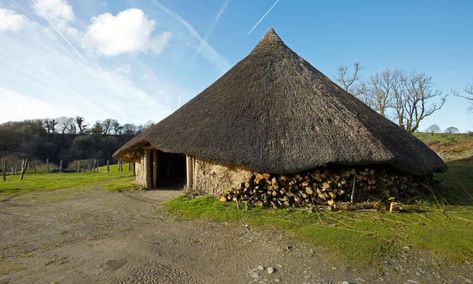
left=219, top=167, right=435, bottom=210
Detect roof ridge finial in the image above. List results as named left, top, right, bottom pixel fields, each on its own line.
left=251, top=27, right=284, bottom=52
left=263, top=27, right=280, bottom=40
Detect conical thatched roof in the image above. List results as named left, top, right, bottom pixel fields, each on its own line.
left=114, top=28, right=446, bottom=175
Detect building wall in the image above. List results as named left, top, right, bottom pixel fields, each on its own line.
left=192, top=159, right=253, bottom=196
left=134, top=155, right=147, bottom=187
left=133, top=151, right=253, bottom=194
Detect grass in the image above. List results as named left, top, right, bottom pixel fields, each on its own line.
left=415, top=132, right=473, bottom=161
left=165, top=157, right=473, bottom=267
left=0, top=164, right=137, bottom=199
left=414, top=132, right=473, bottom=144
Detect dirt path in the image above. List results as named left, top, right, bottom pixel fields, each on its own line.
left=0, top=187, right=471, bottom=284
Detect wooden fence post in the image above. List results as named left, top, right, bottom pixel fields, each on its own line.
left=2, top=160, right=6, bottom=181
left=19, top=159, right=28, bottom=181
left=118, top=161, right=122, bottom=172
left=128, top=162, right=131, bottom=172
left=77, top=161, right=81, bottom=173
left=46, top=158, right=50, bottom=173
left=93, top=159, right=97, bottom=172
left=106, top=160, right=110, bottom=173
left=59, top=160, right=63, bottom=173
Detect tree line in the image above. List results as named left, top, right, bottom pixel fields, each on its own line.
left=334, top=64, right=473, bottom=133
left=42, top=116, right=153, bottom=135
left=0, top=117, right=153, bottom=166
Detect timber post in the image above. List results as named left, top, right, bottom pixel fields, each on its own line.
left=2, top=160, right=6, bottom=181
left=152, top=150, right=158, bottom=188
left=186, top=155, right=194, bottom=190
left=19, top=159, right=28, bottom=181
left=143, top=148, right=152, bottom=189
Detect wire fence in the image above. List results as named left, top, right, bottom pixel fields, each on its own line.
left=0, top=158, right=135, bottom=181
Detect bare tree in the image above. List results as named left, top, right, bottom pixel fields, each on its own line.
left=426, top=124, right=441, bottom=136
left=353, top=81, right=374, bottom=108
left=43, top=119, right=53, bottom=134
left=393, top=72, right=447, bottom=133
left=454, top=82, right=473, bottom=112
left=101, top=119, right=114, bottom=135
left=75, top=116, right=87, bottom=134
left=122, top=123, right=137, bottom=135
left=111, top=119, right=122, bottom=135
left=335, top=63, right=361, bottom=93
left=444, top=126, right=459, bottom=134
left=365, top=69, right=401, bottom=117
left=57, top=117, right=75, bottom=134
left=43, top=119, right=58, bottom=134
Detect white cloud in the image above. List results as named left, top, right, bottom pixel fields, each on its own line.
left=0, top=8, right=29, bottom=33
left=149, top=31, right=172, bottom=54
left=0, top=19, right=187, bottom=124
left=84, top=8, right=171, bottom=56
left=32, top=0, right=74, bottom=22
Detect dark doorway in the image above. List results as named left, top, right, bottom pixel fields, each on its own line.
left=155, top=151, right=186, bottom=188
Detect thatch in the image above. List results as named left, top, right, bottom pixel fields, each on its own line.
left=114, top=28, right=446, bottom=175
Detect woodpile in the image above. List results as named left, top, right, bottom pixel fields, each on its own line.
left=219, top=167, right=435, bottom=210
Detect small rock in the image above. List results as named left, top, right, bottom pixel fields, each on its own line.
left=250, top=271, right=260, bottom=279
left=331, top=266, right=337, bottom=270
left=406, top=280, right=419, bottom=284
left=274, top=279, right=281, bottom=283
left=340, top=281, right=350, bottom=284
left=257, top=265, right=264, bottom=271
left=267, top=267, right=275, bottom=274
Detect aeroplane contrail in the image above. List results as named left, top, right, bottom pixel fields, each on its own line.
left=247, top=0, right=281, bottom=36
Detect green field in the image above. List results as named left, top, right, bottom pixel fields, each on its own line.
left=0, top=164, right=136, bottom=200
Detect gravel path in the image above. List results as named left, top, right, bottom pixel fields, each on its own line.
left=0, top=187, right=471, bottom=283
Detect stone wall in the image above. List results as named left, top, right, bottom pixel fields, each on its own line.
left=193, top=159, right=253, bottom=196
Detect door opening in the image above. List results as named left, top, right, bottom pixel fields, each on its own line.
left=155, top=151, right=186, bottom=188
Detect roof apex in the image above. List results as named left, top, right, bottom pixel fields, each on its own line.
left=252, top=28, right=286, bottom=52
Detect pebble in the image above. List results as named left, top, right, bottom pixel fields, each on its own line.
left=340, top=281, right=350, bottom=284
left=250, top=271, right=260, bottom=279
left=274, top=279, right=281, bottom=283
left=267, top=267, right=275, bottom=274
left=257, top=265, right=264, bottom=271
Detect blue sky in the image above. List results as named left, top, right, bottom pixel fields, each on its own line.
left=0, top=0, right=472, bottom=131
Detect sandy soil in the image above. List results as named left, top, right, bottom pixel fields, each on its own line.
left=0, top=187, right=472, bottom=284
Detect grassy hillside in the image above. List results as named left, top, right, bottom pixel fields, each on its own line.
left=415, top=132, right=473, bottom=162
